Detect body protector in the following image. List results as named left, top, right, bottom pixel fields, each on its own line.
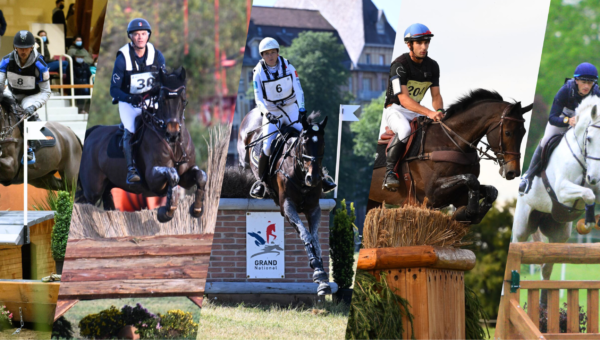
left=385, top=53, right=440, bottom=108
left=253, top=56, right=305, bottom=114
left=0, top=49, right=51, bottom=110
left=117, top=42, right=160, bottom=95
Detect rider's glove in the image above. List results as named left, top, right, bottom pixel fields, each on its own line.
left=23, top=106, right=37, bottom=117
left=265, top=112, right=278, bottom=124
left=128, top=95, right=144, bottom=106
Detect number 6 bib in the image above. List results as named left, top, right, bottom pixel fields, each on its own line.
left=263, top=74, right=294, bottom=103
left=130, top=72, right=156, bottom=94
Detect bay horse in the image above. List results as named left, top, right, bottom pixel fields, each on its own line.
left=369, top=89, right=532, bottom=224
left=0, top=104, right=82, bottom=191
left=238, top=110, right=332, bottom=295
left=77, top=67, right=206, bottom=223
left=512, top=96, right=600, bottom=305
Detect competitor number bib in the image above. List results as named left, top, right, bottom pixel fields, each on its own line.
left=407, top=80, right=432, bottom=103
left=263, top=74, right=294, bottom=103
left=7, top=72, right=35, bottom=90
left=130, top=72, right=156, bottom=94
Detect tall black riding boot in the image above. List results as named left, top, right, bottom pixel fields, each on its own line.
left=250, top=151, right=269, bottom=199
left=123, top=130, right=141, bottom=184
left=383, top=134, right=406, bottom=191
left=519, top=143, right=543, bottom=195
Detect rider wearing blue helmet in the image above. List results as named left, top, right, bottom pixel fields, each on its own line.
left=519, top=62, right=600, bottom=195
left=110, top=18, right=166, bottom=184
left=382, top=23, right=444, bottom=190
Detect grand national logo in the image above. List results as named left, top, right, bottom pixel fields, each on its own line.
left=248, top=221, right=284, bottom=270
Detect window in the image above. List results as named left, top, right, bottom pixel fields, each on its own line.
left=362, top=78, right=371, bottom=92
left=381, top=78, right=386, bottom=91
left=348, top=77, right=353, bottom=92
left=248, top=71, right=253, bottom=83
left=377, top=18, right=385, bottom=34
left=379, top=55, right=385, bottom=65
left=366, top=54, right=371, bottom=64
left=251, top=41, right=259, bottom=59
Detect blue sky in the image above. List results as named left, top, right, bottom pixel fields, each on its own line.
left=251, top=0, right=401, bottom=31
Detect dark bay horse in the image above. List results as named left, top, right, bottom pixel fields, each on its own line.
left=238, top=110, right=332, bottom=295
left=77, top=67, right=206, bottom=222
left=0, top=104, right=82, bottom=191
left=369, top=89, right=532, bottom=224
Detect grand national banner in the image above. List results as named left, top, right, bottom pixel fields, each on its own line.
left=246, top=212, right=285, bottom=279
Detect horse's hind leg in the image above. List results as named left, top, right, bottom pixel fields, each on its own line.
left=102, top=183, right=115, bottom=210
left=179, top=165, right=207, bottom=218
left=152, top=166, right=180, bottom=223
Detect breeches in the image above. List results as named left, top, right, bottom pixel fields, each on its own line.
left=262, top=102, right=302, bottom=156
left=379, top=103, right=422, bottom=142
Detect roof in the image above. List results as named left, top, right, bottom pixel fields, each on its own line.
left=274, top=0, right=396, bottom=67
left=251, top=6, right=335, bottom=31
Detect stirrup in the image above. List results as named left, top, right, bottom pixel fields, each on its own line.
left=383, top=171, right=400, bottom=189
left=126, top=168, right=141, bottom=184
left=22, top=148, right=35, bottom=165
left=250, top=181, right=266, bottom=199
left=518, top=177, right=531, bottom=196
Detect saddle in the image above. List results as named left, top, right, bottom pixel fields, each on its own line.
left=539, top=133, right=585, bottom=222
left=251, top=126, right=299, bottom=178
left=107, top=117, right=144, bottom=159
left=29, top=126, right=57, bottom=152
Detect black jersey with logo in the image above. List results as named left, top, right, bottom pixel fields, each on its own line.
left=385, top=53, right=440, bottom=107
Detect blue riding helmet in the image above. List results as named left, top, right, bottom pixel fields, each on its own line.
left=404, top=23, right=434, bottom=42
left=574, top=62, right=598, bottom=82
left=127, top=18, right=152, bottom=38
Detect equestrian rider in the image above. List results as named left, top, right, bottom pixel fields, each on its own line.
left=110, top=18, right=165, bottom=184
left=382, top=23, right=444, bottom=190
left=519, top=62, right=600, bottom=195
left=250, top=37, right=336, bottom=198
left=0, top=30, right=50, bottom=163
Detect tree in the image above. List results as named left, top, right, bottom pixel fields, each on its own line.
left=351, top=94, right=385, bottom=165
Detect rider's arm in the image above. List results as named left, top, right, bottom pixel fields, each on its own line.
left=398, top=88, right=438, bottom=118
left=25, top=59, right=51, bottom=110
left=109, top=54, right=133, bottom=103
left=0, top=57, right=7, bottom=93
left=287, top=62, right=305, bottom=111
left=548, top=85, right=570, bottom=127
left=252, top=68, right=270, bottom=115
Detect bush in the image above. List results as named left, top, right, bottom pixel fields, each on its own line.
left=51, top=191, right=73, bottom=260
left=52, top=316, right=74, bottom=339
left=79, top=306, right=125, bottom=338
left=155, top=309, right=198, bottom=339
left=121, top=303, right=157, bottom=327
left=527, top=302, right=588, bottom=333
left=331, top=199, right=356, bottom=289
left=0, top=305, right=13, bottom=331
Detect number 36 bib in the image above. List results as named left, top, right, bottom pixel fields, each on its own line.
left=263, top=74, right=294, bottom=103
left=7, top=72, right=36, bottom=90
left=130, top=72, right=156, bottom=94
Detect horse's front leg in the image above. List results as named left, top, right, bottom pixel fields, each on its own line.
left=557, top=179, right=596, bottom=206
left=306, top=204, right=332, bottom=295
left=431, top=174, right=480, bottom=222
left=283, top=200, right=330, bottom=296
left=179, top=165, right=207, bottom=218
left=151, top=166, right=180, bottom=223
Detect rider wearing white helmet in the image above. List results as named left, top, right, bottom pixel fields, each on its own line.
left=381, top=23, right=444, bottom=190
left=110, top=18, right=166, bottom=184
left=250, top=37, right=336, bottom=198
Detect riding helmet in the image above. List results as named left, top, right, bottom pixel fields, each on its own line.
left=574, top=62, right=598, bottom=82
left=259, top=37, right=280, bottom=55
left=127, top=18, right=152, bottom=38
left=13, top=30, right=35, bottom=49
left=404, top=23, right=434, bottom=42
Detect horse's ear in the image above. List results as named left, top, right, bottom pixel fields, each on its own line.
left=512, top=102, right=522, bottom=114
left=521, top=103, right=533, bottom=114
left=301, top=112, right=309, bottom=130
left=179, top=67, right=186, bottom=81
left=593, top=105, right=598, bottom=120
left=320, top=116, right=328, bottom=130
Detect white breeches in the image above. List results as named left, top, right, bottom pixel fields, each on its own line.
left=119, top=102, right=142, bottom=133
left=379, top=103, right=422, bottom=142
left=4, top=88, right=41, bottom=113
left=540, top=122, right=569, bottom=146
left=262, top=102, right=302, bottom=156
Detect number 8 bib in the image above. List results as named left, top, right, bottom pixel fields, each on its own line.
left=7, top=72, right=35, bottom=90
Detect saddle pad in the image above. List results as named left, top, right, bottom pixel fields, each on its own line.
left=541, top=133, right=563, bottom=172
left=107, top=129, right=125, bottom=159
left=373, top=144, right=387, bottom=169
left=32, top=126, right=57, bottom=150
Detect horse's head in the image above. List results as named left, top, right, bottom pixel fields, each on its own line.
left=574, top=96, right=600, bottom=185
left=156, top=67, right=187, bottom=143
left=486, top=102, right=529, bottom=180
left=299, top=112, right=327, bottom=188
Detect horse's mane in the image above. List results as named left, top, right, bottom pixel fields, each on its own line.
left=575, top=95, right=600, bottom=118
left=444, top=89, right=504, bottom=120
left=574, top=95, right=600, bottom=134
left=161, top=67, right=186, bottom=89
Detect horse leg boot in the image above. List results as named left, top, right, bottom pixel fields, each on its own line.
left=433, top=174, right=480, bottom=222
left=383, top=134, right=405, bottom=191
left=519, top=143, right=543, bottom=195
left=123, top=130, right=141, bottom=184
left=250, top=151, right=269, bottom=199
left=156, top=167, right=181, bottom=223
left=304, top=242, right=331, bottom=295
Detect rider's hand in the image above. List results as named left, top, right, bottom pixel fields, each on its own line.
left=569, top=116, right=578, bottom=127
left=23, top=106, right=37, bottom=117
left=129, top=95, right=143, bottom=106
left=429, top=109, right=444, bottom=122
left=266, top=112, right=278, bottom=124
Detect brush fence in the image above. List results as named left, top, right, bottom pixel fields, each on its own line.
left=206, top=198, right=339, bottom=295
left=0, top=211, right=58, bottom=325
left=497, top=242, right=600, bottom=340
left=357, top=246, right=476, bottom=339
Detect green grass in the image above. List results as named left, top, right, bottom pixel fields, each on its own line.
left=197, top=298, right=350, bottom=339
left=62, top=297, right=201, bottom=339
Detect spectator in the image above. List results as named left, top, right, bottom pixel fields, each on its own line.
left=35, top=30, right=53, bottom=63
left=66, top=4, right=77, bottom=44
left=52, top=0, right=67, bottom=39
left=41, top=30, right=69, bottom=74
left=67, top=36, right=93, bottom=65
left=72, top=48, right=92, bottom=113
left=0, top=10, right=6, bottom=49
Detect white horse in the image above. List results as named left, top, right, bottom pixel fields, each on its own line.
left=513, top=95, right=600, bottom=286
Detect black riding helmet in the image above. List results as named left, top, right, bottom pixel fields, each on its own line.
left=13, top=30, right=35, bottom=49
left=127, top=18, right=152, bottom=41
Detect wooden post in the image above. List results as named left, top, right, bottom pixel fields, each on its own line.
left=588, top=289, right=599, bottom=333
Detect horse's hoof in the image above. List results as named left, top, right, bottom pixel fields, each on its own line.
left=317, top=282, right=332, bottom=296
left=189, top=203, right=203, bottom=218
left=157, top=206, right=173, bottom=223
left=576, top=219, right=593, bottom=235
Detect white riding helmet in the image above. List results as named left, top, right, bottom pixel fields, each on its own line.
left=259, top=37, right=279, bottom=55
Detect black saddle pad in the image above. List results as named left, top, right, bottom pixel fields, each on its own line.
left=31, top=126, right=57, bottom=150
left=106, top=118, right=144, bottom=159
left=541, top=133, right=563, bottom=171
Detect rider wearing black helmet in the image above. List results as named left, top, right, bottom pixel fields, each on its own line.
left=0, top=30, right=50, bottom=163
left=110, top=18, right=166, bottom=184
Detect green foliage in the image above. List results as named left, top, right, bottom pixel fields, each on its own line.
left=31, top=179, right=77, bottom=211
left=51, top=191, right=73, bottom=261
left=153, top=309, right=198, bottom=339
left=331, top=199, right=357, bottom=289
left=121, top=303, right=156, bottom=327
left=464, top=199, right=514, bottom=319
left=346, top=270, right=414, bottom=339
left=79, top=306, right=125, bottom=338
left=351, top=94, right=385, bottom=164
left=51, top=316, right=74, bottom=339
left=0, top=305, right=12, bottom=331
left=465, top=286, right=489, bottom=340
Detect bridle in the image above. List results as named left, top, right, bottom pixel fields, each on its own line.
left=293, top=130, right=324, bottom=175
left=437, top=104, right=526, bottom=167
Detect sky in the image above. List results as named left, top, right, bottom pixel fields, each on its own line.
left=393, top=0, right=550, bottom=202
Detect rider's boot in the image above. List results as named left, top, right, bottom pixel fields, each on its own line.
left=123, top=130, right=141, bottom=184
left=383, top=134, right=405, bottom=191
left=518, top=143, right=543, bottom=196
left=250, top=151, right=269, bottom=199
left=322, top=170, right=336, bottom=193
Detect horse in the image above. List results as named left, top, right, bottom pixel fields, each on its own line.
left=77, top=67, right=206, bottom=223
left=368, top=89, right=531, bottom=224
left=512, top=95, right=600, bottom=304
left=0, top=104, right=82, bottom=191
left=238, top=109, right=332, bottom=295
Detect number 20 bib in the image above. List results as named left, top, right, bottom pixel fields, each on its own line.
left=130, top=72, right=155, bottom=94
left=7, top=72, right=35, bottom=90
left=263, top=74, right=294, bottom=103
left=406, top=80, right=432, bottom=103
